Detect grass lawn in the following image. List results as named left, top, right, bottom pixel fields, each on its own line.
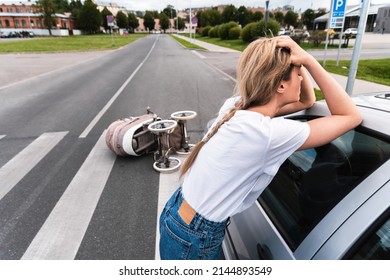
left=178, top=34, right=346, bottom=52
left=175, top=34, right=390, bottom=87
left=0, top=34, right=147, bottom=53
left=323, top=59, right=390, bottom=86
left=170, top=34, right=206, bottom=50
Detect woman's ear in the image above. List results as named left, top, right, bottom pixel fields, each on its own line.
left=276, top=82, right=286, bottom=94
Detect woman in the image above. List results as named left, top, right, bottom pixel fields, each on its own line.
left=159, top=36, right=362, bottom=260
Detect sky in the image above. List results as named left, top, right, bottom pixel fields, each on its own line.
left=114, top=0, right=390, bottom=12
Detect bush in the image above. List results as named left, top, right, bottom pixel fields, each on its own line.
left=241, top=22, right=257, bottom=42
left=290, top=29, right=310, bottom=45
left=241, top=19, right=280, bottom=42
left=308, top=30, right=326, bottom=46
left=263, top=19, right=280, bottom=37
left=208, top=25, right=220, bottom=38
left=218, top=21, right=238, bottom=40
left=201, top=26, right=212, bottom=37
left=229, top=26, right=241, bottom=40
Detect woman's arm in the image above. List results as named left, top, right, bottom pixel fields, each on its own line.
left=276, top=66, right=316, bottom=116
left=276, top=37, right=362, bottom=150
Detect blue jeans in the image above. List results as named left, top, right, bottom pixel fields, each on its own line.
left=159, top=187, right=229, bottom=260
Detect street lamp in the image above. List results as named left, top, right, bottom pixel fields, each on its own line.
left=189, top=0, right=192, bottom=42
left=265, top=0, right=269, bottom=35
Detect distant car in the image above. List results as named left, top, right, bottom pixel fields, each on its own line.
left=222, top=92, right=390, bottom=260
left=278, top=28, right=290, bottom=36
left=344, top=28, right=358, bottom=35
left=0, top=31, right=22, bottom=38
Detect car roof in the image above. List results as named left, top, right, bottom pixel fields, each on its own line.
left=304, top=92, right=390, bottom=137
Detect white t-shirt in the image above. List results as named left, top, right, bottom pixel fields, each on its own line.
left=182, top=97, right=310, bottom=222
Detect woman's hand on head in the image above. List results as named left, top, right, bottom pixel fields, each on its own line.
left=276, top=36, right=311, bottom=67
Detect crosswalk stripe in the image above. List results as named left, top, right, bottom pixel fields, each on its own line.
left=0, top=135, right=5, bottom=140
left=0, top=131, right=68, bottom=201
left=22, top=130, right=116, bottom=260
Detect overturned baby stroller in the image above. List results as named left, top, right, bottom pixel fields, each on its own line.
left=105, top=107, right=197, bottom=173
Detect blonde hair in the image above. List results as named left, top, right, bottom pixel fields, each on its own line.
left=180, top=37, right=293, bottom=178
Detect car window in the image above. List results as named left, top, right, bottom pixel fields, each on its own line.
left=258, top=120, right=390, bottom=251
left=346, top=209, right=390, bottom=259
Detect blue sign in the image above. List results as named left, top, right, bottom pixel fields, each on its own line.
left=330, top=0, right=347, bottom=28
left=332, top=0, right=346, bottom=18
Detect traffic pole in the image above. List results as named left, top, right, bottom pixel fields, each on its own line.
left=346, top=0, right=371, bottom=95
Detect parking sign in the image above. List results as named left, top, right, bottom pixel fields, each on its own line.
left=330, top=0, right=346, bottom=28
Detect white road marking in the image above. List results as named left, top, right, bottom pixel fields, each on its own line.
left=0, top=135, right=5, bottom=140
left=22, top=131, right=116, bottom=260
left=154, top=155, right=186, bottom=260
left=0, top=131, right=68, bottom=201
left=191, top=50, right=206, bottom=59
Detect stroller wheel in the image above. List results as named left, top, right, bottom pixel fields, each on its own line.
left=148, top=120, right=177, bottom=134
left=170, top=110, right=197, bottom=121
left=176, top=144, right=195, bottom=155
left=153, top=157, right=181, bottom=173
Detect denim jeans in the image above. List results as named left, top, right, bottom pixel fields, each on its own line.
left=159, top=187, right=229, bottom=260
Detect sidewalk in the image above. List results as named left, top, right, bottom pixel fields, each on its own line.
left=174, top=34, right=390, bottom=96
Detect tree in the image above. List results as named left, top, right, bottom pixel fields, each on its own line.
left=196, top=10, right=204, bottom=27
left=69, top=0, right=82, bottom=16
left=100, top=7, right=112, bottom=32
left=274, top=11, right=284, bottom=26
left=301, top=9, right=315, bottom=30
left=163, top=5, right=176, bottom=19
left=143, top=11, right=155, bottom=32
left=284, top=10, right=298, bottom=28
left=77, top=0, right=101, bottom=34
left=34, top=0, right=57, bottom=36
left=159, top=12, right=170, bottom=33
left=252, top=11, right=263, bottom=22
left=116, top=11, right=129, bottom=29
left=237, top=6, right=251, bottom=27
left=177, top=17, right=185, bottom=30
left=200, top=8, right=222, bottom=27
left=222, top=4, right=238, bottom=23
left=128, top=12, right=139, bottom=33
left=54, top=0, right=70, bottom=13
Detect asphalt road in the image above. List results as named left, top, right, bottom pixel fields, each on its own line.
left=0, top=34, right=235, bottom=259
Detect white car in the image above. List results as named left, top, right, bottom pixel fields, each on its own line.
left=344, top=28, right=358, bottom=35
left=222, top=92, right=390, bottom=260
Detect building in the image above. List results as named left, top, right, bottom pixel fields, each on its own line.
left=373, top=5, right=390, bottom=33
left=94, top=1, right=127, bottom=16
left=0, top=1, right=77, bottom=36
left=313, top=3, right=390, bottom=32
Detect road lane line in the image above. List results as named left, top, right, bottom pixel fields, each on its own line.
left=191, top=50, right=206, bottom=59
left=79, top=36, right=159, bottom=138
left=0, top=135, right=5, bottom=140
left=154, top=155, right=186, bottom=260
left=22, top=131, right=116, bottom=260
left=0, top=131, right=68, bottom=201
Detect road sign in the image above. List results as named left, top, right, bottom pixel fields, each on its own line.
left=330, top=0, right=347, bottom=28
left=191, top=16, right=198, bottom=25
left=107, top=15, right=115, bottom=27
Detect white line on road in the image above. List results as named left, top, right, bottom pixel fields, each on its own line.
left=0, top=135, right=5, bottom=140
left=191, top=50, right=206, bottom=59
left=79, top=36, right=159, bottom=138
left=0, top=131, right=68, bottom=201
left=154, top=155, right=186, bottom=260
left=22, top=131, right=116, bottom=260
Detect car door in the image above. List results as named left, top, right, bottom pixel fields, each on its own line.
left=224, top=119, right=390, bottom=260
left=313, top=180, right=390, bottom=259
